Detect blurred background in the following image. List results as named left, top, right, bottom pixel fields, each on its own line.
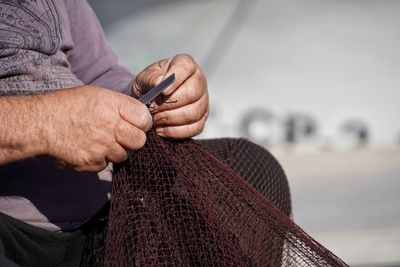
left=89, top=0, right=400, bottom=265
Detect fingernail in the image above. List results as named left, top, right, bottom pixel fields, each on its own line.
left=156, top=127, right=165, bottom=136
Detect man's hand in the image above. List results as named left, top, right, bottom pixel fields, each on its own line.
left=44, top=86, right=152, bottom=172
left=132, top=54, right=209, bottom=139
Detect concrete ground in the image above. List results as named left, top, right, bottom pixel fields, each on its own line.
left=275, top=149, right=400, bottom=265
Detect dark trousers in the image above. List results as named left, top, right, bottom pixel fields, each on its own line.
left=0, top=138, right=291, bottom=266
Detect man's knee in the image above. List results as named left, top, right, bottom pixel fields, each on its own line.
left=227, top=138, right=291, bottom=214
left=199, top=138, right=292, bottom=216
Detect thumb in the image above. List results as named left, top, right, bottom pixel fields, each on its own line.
left=160, top=54, right=198, bottom=96
left=132, top=58, right=172, bottom=97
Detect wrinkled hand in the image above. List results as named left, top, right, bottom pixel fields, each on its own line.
left=45, top=85, right=152, bottom=172
left=132, top=54, right=209, bottom=139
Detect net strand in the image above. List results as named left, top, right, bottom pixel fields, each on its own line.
left=103, top=130, right=348, bottom=267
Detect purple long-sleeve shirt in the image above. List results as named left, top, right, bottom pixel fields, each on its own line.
left=0, top=0, right=135, bottom=231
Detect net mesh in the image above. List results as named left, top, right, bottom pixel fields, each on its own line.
left=103, top=130, right=347, bottom=266
left=197, top=138, right=291, bottom=216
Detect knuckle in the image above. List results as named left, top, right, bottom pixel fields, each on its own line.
left=118, top=149, right=128, bottom=161
left=176, top=54, right=196, bottom=69
left=184, top=108, right=196, bottom=123
left=75, top=162, right=106, bottom=173
left=198, top=119, right=206, bottom=133
left=125, top=130, right=147, bottom=150
left=74, top=165, right=88, bottom=172
left=103, top=113, right=118, bottom=128
left=83, top=149, right=105, bottom=165
left=134, top=131, right=147, bottom=149
left=108, top=145, right=128, bottom=163
left=191, top=121, right=202, bottom=134
left=176, top=53, right=192, bottom=61
left=178, top=124, right=199, bottom=138
left=187, top=105, right=202, bottom=123
left=193, top=122, right=204, bottom=136
left=185, top=83, right=199, bottom=101
left=94, top=161, right=108, bottom=172
left=72, top=145, right=109, bottom=173
left=183, top=117, right=206, bottom=138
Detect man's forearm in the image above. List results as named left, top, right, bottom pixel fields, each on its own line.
left=0, top=85, right=153, bottom=172
left=0, top=94, right=50, bottom=164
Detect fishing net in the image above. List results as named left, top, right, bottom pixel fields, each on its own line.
left=103, top=130, right=347, bottom=266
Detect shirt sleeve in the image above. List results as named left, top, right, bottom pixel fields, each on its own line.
left=65, top=0, right=134, bottom=95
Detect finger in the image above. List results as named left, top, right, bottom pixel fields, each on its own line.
left=118, top=95, right=153, bottom=132
left=75, top=160, right=108, bottom=173
left=155, top=112, right=208, bottom=139
left=105, top=143, right=128, bottom=164
left=153, top=94, right=209, bottom=126
left=115, top=119, right=147, bottom=151
left=132, top=68, right=166, bottom=97
left=132, top=57, right=172, bottom=97
left=161, top=54, right=198, bottom=96
left=134, top=54, right=199, bottom=98
left=154, top=68, right=207, bottom=113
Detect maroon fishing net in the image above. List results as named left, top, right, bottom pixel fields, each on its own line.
left=103, top=130, right=347, bottom=266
